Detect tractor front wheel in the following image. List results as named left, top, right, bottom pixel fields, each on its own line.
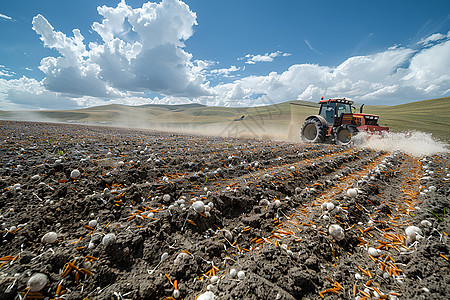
left=335, top=125, right=358, bottom=146
left=301, top=118, right=326, bottom=143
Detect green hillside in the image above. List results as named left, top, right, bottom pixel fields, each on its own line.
left=365, top=97, right=450, bottom=141
left=0, top=97, right=448, bottom=141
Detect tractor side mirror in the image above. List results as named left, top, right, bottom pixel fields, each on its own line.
left=351, top=106, right=356, bottom=113
left=360, top=104, right=365, bottom=113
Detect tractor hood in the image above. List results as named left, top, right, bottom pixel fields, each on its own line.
left=350, top=113, right=380, bottom=118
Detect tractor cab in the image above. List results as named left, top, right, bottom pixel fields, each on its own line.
left=319, top=98, right=353, bottom=126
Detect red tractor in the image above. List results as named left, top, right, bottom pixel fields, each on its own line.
left=300, top=98, right=389, bottom=145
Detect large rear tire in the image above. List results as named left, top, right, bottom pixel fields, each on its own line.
left=301, top=118, right=326, bottom=143
left=335, top=125, right=358, bottom=146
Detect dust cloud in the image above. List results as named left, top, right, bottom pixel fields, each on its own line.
left=354, top=131, right=449, bottom=157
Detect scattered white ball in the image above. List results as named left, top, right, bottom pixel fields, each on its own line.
left=197, top=291, right=215, bottom=300
left=163, top=194, right=171, bottom=202
left=428, top=186, right=436, bottom=192
left=229, top=268, right=237, bottom=278
left=102, top=233, right=116, bottom=246
left=88, top=220, right=97, bottom=228
left=273, top=199, right=281, bottom=208
left=210, top=275, right=219, bottom=283
left=368, top=247, right=382, bottom=257
left=329, top=224, right=345, bottom=241
left=347, top=188, right=358, bottom=197
left=27, top=273, right=48, bottom=292
left=326, top=202, right=335, bottom=211
left=41, top=232, right=58, bottom=244
left=192, top=201, right=205, bottom=214
left=237, top=270, right=245, bottom=280
left=70, top=169, right=81, bottom=178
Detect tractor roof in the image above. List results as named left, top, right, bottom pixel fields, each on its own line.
left=319, top=98, right=354, bottom=105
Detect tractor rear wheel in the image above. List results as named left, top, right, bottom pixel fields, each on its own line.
left=301, top=118, right=326, bottom=143
left=335, top=125, right=358, bottom=146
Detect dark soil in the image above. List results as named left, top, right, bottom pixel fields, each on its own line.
left=0, top=121, right=448, bottom=300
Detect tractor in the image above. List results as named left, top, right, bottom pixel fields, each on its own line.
left=299, top=98, right=389, bottom=145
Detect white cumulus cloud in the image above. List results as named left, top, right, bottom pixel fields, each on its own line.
left=0, top=65, right=15, bottom=77
left=200, top=37, right=450, bottom=106
left=209, top=65, right=242, bottom=77
left=243, top=51, right=291, bottom=64
left=0, top=77, right=79, bottom=110
left=32, top=0, right=210, bottom=99
left=418, top=31, right=450, bottom=46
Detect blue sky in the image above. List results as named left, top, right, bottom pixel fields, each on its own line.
left=0, top=0, right=449, bottom=110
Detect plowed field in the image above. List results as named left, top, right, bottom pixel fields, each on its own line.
left=0, top=121, right=448, bottom=300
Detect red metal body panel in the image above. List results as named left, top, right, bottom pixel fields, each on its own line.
left=351, top=113, right=379, bottom=117
left=357, top=125, right=389, bottom=132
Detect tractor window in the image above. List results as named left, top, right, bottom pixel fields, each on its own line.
left=336, top=103, right=352, bottom=117
left=319, top=102, right=335, bottom=124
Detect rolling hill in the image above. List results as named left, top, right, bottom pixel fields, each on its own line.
left=0, top=97, right=448, bottom=141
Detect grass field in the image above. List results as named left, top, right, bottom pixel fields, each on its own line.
left=0, top=97, right=448, bottom=141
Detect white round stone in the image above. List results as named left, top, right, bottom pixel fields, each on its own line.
left=229, top=268, right=237, bottom=278
left=368, top=247, right=382, bottom=257
left=27, top=273, right=48, bottom=292
left=197, top=291, right=215, bottom=300
left=70, top=169, right=81, bottom=178
left=326, top=202, right=335, bottom=211
left=347, top=188, right=358, bottom=197
left=237, top=270, right=245, bottom=280
left=329, top=224, right=345, bottom=241
left=41, top=232, right=58, bottom=244
left=102, top=233, right=116, bottom=246
left=192, top=201, right=205, bottom=214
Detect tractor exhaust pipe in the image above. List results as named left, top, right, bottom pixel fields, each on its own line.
left=360, top=104, right=365, bottom=113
